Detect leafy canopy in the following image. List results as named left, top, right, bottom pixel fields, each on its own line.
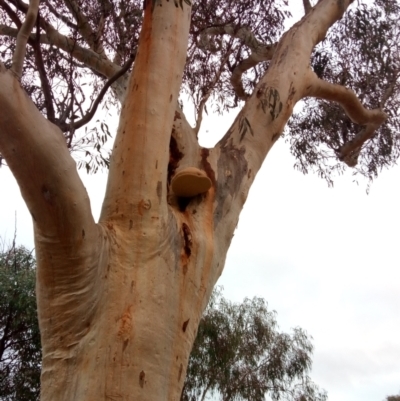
left=182, top=288, right=326, bottom=401
left=289, top=0, right=400, bottom=184
left=0, top=244, right=41, bottom=401
left=0, top=0, right=399, bottom=182
left=0, top=253, right=324, bottom=401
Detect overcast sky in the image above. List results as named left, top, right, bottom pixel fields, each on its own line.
left=1, top=1, right=399, bottom=401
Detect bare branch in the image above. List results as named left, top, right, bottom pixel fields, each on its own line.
left=33, top=14, right=55, bottom=122
left=59, top=54, right=135, bottom=132
left=0, top=2, right=54, bottom=119
left=11, top=0, right=40, bottom=79
left=63, top=0, right=106, bottom=56
left=337, top=123, right=379, bottom=167
left=194, top=51, right=232, bottom=136
left=0, top=67, right=97, bottom=240
left=231, top=43, right=276, bottom=100
left=306, top=71, right=388, bottom=167
left=43, top=0, right=77, bottom=30
left=380, top=73, right=399, bottom=108
left=0, top=0, right=21, bottom=27
left=303, top=0, right=312, bottom=14
left=307, top=73, right=387, bottom=126
left=199, top=25, right=270, bottom=53
left=199, top=24, right=276, bottom=99
left=0, top=24, right=119, bottom=78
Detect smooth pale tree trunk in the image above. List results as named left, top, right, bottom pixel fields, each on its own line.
left=0, top=0, right=384, bottom=399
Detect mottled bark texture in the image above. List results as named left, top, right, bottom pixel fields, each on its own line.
left=0, top=0, right=386, bottom=400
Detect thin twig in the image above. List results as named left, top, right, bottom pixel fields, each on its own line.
left=58, top=54, right=135, bottom=132
left=34, top=13, right=56, bottom=122
left=199, top=24, right=276, bottom=99
left=44, top=0, right=77, bottom=30
left=63, top=0, right=106, bottom=56
left=194, top=50, right=233, bottom=136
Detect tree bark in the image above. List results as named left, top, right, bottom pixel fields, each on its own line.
left=0, top=1, right=376, bottom=400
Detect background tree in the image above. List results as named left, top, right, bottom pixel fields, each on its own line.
left=386, top=395, right=400, bottom=401
left=0, top=243, right=41, bottom=401
left=0, top=0, right=398, bottom=400
left=0, top=263, right=325, bottom=401
left=182, top=288, right=326, bottom=401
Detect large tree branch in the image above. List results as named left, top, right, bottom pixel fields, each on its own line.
left=10, top=0, right=39, bottom=79
left=209, top=0, right=355, bottom=247
left=5, top=0, right=115, bottom=72
left=230, top=43, right=276, bottom=100
left=307, top=74, right=387, bottom=125
left=9, top=0, right=106, bottom=56
left=100, top=1, right=192, bottom=223
left=0, top=1, right=54, bottom=120
left=0, top=24, right=119, bottom=78
left=305, top=71, right=388, bottom=166
left=0, top=64, right=97, bottom=245
left=303, top=0, right=312, bottom=14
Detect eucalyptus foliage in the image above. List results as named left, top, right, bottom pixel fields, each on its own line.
left=386, top=395, right=400, bottom=401
left=182, top=288, right=326, bottom=401
left=288, top=0, right=400, bottom=184
left=0, top=245, right=41, bottom=401
left=0, top=0, right=399, bottom=183
left=0, top=257, right=324, bottom=401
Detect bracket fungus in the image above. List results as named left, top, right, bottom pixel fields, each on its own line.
left=171, top=167, right=212, bottom=197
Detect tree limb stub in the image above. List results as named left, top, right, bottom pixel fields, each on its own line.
left=11, top=0, right=40, bottom=79
left=303, top=0, right=312, bottom=14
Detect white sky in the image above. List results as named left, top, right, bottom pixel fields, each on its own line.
left=1, top=1, right=399, bottom=400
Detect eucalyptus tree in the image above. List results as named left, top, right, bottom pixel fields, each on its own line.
left=386, top=395, right=400, bottom=401
left=182, top=289, right=326, bottom=401
left=0, top=245, right=41, bottom=401
left=0, top=0, right=398, bottom=400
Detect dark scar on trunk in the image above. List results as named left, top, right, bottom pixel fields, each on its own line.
left=182, top=319, right=190, bottom=332
left=182, top=223, right=192, bottom=257
left=139, top=371, right=145, bottom=388
left=168, top=133, right=183, bottom=185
